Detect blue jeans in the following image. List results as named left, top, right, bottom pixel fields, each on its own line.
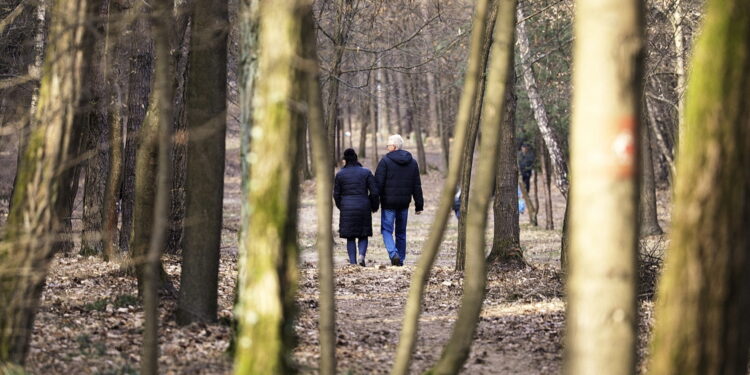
left=346, top=237, right=368, bottom=264
left=381, top=208, right=408, bottom=262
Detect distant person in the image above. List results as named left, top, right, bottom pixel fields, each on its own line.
left=375, top=134, right=424, bottom=266
left=333, top=148, right=379, bottom=266
left=518, top=144, right=535, bottom=193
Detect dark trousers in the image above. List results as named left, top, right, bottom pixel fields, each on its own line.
left=521, top=170, right=532, bottom=193
left=346, top=237, right=368, bottom=264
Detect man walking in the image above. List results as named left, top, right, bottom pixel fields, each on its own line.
left=375, top=134, right=424, bottom=266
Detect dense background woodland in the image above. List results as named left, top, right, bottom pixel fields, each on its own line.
left=1, top=0, right=749, bottom=373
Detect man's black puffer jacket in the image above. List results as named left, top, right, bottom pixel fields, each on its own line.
left=375, top=150, right=424, bottom=211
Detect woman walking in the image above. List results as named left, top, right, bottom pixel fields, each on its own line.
left=334, top=148, right=379, bottom=266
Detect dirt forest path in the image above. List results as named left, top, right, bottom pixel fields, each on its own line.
left=17, top=132, right=665, bottom=374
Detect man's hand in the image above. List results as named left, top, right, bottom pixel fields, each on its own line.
left=415, top=210, right=423, bottom=215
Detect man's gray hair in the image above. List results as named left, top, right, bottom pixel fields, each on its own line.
left=388, top=134, right=404, bottom=149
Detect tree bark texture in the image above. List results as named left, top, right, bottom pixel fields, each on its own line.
left=430, top=0, right=517, bottom=371
left=539, top=137, right=554, bottom=230
left=119, top=5, right=153, bottom=254
left=165, top=2, right=193, bottom=255
left=80, top=0, right=111, bottom=256
left=649, top=0, right=750, bottom=373
left=563, top=0, right=643, bottom=369
left=0, top=0, right=89, bottom=366
left=487, top=70, right=523, bottom=265
left=391, top=0, right=493, bottom=373
left=233, top=1, right=303, bottom=373
left=177, top=0, right=229, bottom=325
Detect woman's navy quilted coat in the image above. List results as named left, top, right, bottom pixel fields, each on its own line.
left=333, top=163, right=379, bottom=238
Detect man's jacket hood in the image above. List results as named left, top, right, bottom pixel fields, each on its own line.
left=386, top=149, right=413, bottom=165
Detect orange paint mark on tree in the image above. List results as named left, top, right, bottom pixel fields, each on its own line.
left=612, top=116, right=636, bottom=178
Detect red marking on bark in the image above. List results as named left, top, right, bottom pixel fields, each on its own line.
left=612, top=116, right=636, bottom=178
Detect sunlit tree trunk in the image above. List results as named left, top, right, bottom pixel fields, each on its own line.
left=456, top=0, right=498, bottom=271
left=0, top=0, right=89, bottom=367
left=233, top=1, right=303, bottom=373
left=649, top=0, right=750, bottom=372
left=301, top=6, right=336, bottom=373
left=177, top=0, right=228, bottom=325
left=671, top=0, right=686, bottom=141
left=563, top=0, right=643, bottom=369
left=391, top=0, right=493, bottom=373
left=430, top=0, right=516, bottom=372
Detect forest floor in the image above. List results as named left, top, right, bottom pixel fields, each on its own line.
left=0, top=136, right=672, bottom=374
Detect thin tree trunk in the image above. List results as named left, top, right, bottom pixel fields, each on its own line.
left=639, top=112, right=662, bottom=236
left=233, top=0, right=303, bottom=372
left=430, top=0, right=517, bottom=370
left=324, top=0, right=350, bottom=168
left=177, top=0, right=228, bottom=325
left=102, top=0, right=130, bottom=261
left=539, top=136, right=554, bottom=230
left=408, top=77, right=428, bottom=174
left=456, top=0, right=498, bottom=270
left=487, top=70, right=524, bottom=265
left=120, top=5, right=153, bottom=254
left=358, top=102, right=368, bottom=158
left=165, top=2, right=193, bottom=255
left=141, top=0, right=175, bottom=372
left=370, top=75, right=379, bottom=166
left=301, top=7, right=336, bottom=373
left=671, top=0, right=685, bottom=142
left=391, top=0, right=493, bottom=372
left=563, top=0, right=643, bottom=369
left=0, top=0, right=89, bottom=366
left=649, top=0, right=750, bottom=372
left=80, top=0, right=112, bottom=256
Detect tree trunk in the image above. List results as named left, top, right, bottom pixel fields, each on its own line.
left=120, top=5, right=153, bottom=254
left=358, top=102, right=368, bottom=158
left=0, top=0, right=89, bottom=366
left=370, top=74, right=379, bottom=166
left=165, top=1, right=193, bottom=255
left=301, top=7, right=336, bottom=373
left=408, top=77, right=428, bottom=174
left=649, top=0, right=750, bottom=373
left=177, top=0, right=228, bottom=325
left=102, top=0, right=130, bottom=261
left=671, top=0, right=685, bottom=142
left=639, top=113, right=662, bottom=236
left=233, top=0, right=303, bottom=372
left=539, top=136, right=554, bottom=230
left=141, top=0, right=175, bottom=372
left=487, top=70, right=524, bottom=265
left=516, top=6, right=569, bottom=198
left=430, top=0, right=517, bottom=371
left=80, top=0, right=111, bottom=256
left=456, top=0, right=498, bottom=271
left=563, top=0, right=643, bottom=369
left=391, top=0, right=493, bottom=372
left=324, top=0, right=350, bottom=168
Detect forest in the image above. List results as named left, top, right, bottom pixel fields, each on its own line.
left=0, top=0, right=749, bottom=373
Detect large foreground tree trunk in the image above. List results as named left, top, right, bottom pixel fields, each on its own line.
left=177, top=0, right=229, bottom=325
left=233, top=0, right=303, bottom=372
left=563, top=0, right=643, bottom=370
left=649, top=0, right=750, bottom=373
left=390, top=0, right=492, bottom=373
left=0, top=0, right=89, bottom=367
left=429, top=0, right=517, bottom=371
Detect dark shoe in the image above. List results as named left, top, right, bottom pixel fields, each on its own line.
left=391, top=254, right=401, bottom=266
left=358, top=255, right=366, bottom=267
